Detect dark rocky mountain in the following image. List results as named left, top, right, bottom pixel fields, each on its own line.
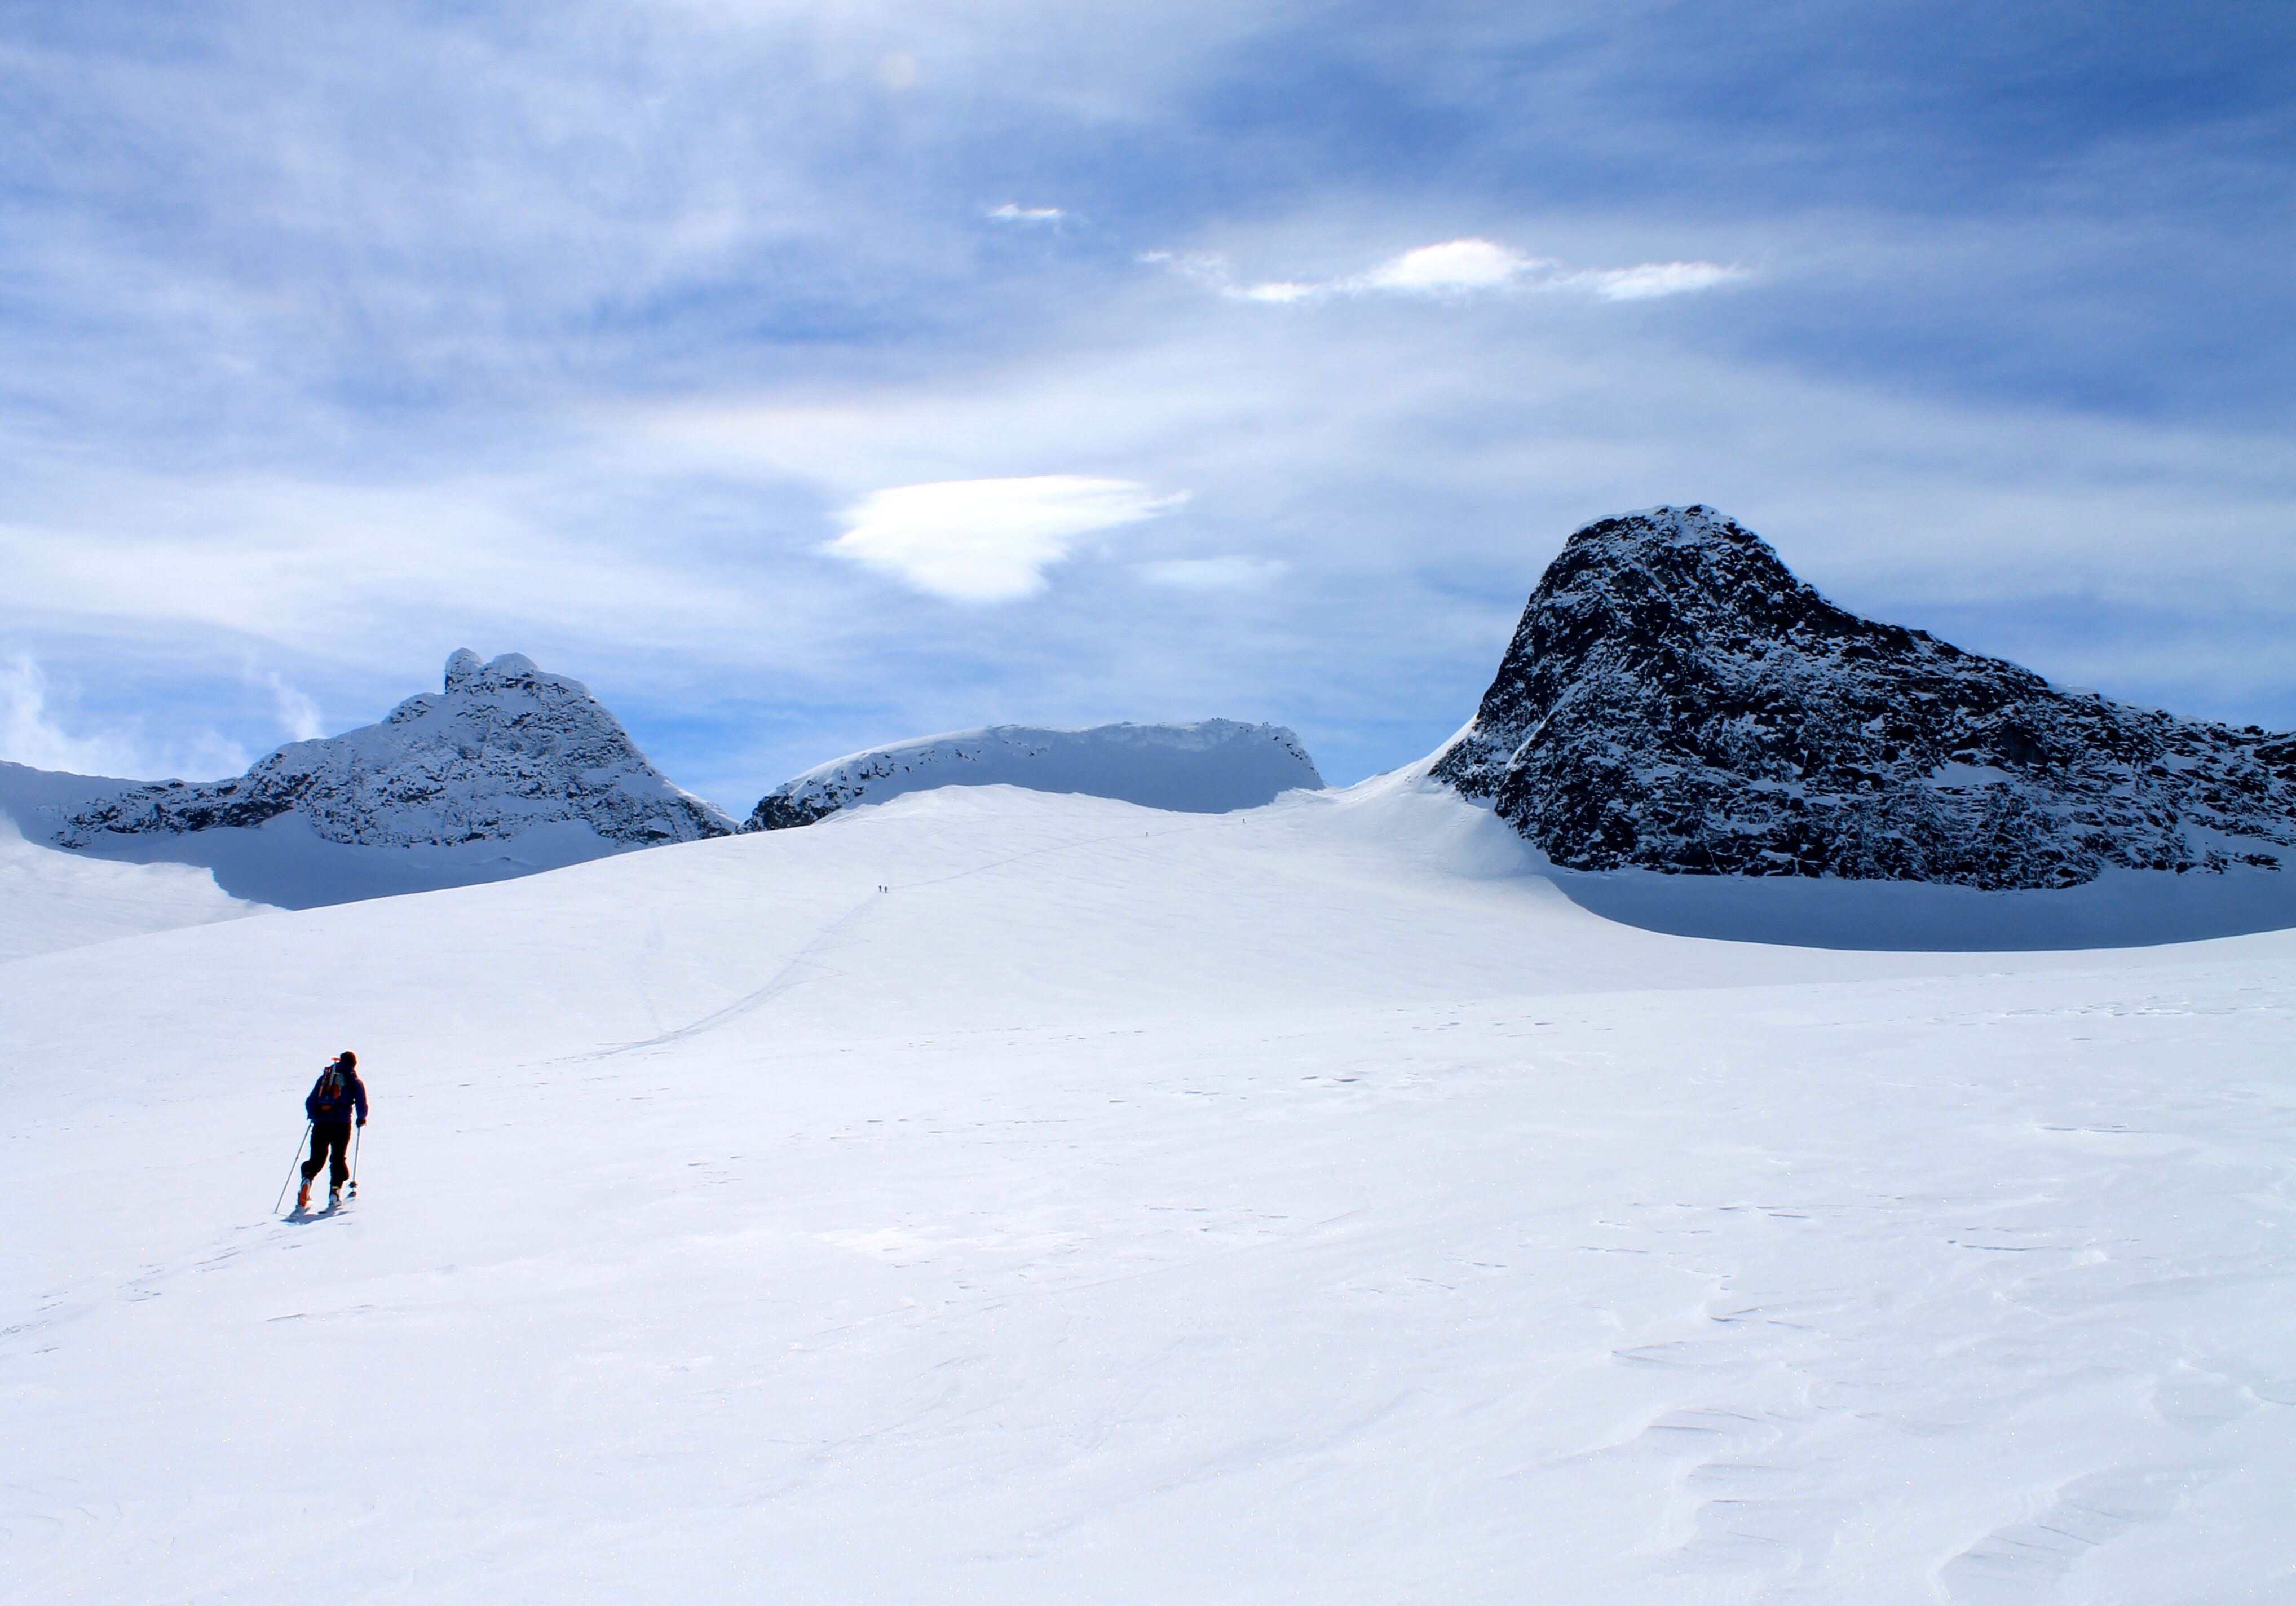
left=61, top=650, right=735, bottom=852
left=1431, top=506, right=2296, bottom=889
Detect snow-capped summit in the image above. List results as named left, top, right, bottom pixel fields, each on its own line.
left=63, top=650, right=735, bottom=854
left=1432, top=505, right=2296, bottom=888
left=747, top=720, right=1324, bottom=830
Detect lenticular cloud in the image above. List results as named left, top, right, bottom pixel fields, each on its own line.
left=827, top=476, right=1181, bottom=602
left=1359, top=239, right=1555, bottom=293
left=1184, top=236, right=1747, bottom=305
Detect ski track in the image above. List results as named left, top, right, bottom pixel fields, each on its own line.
left=587, top=815, right=1232, bottom=1060
left=2, top=785, right=2293, bottom=1602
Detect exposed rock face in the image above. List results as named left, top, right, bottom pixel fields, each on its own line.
left=63, top=650, right=736, bottom=850
left=748, top=720, right=1324, bottom=831
left=1431, top=506, right=2296, bottom=889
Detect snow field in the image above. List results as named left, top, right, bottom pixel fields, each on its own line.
left=3, top=780, right=2293, bottom=1601
left=0, top=810, right=264, bottom=962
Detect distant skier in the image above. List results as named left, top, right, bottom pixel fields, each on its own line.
left=298, top=1051, right=368, bottom=1211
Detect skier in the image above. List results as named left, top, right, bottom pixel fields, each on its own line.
left=297, top=1051, right=368, bottom=1211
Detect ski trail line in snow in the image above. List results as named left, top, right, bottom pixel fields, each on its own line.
left=580, top=817, right=1237, bottom=1060
left=578, top=892, right=882, bottom=1060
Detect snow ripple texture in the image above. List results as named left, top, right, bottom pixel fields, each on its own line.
left=747, top=719, right=1324, bottom=831
left=1431, top=505, right=2296, bottom=889
left=61, top=650, right=736, bottom=850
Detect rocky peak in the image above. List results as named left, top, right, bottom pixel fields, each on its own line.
left=63, top=650, right=735, bottom=850
left=1431, top=505, right=2296, bottom=889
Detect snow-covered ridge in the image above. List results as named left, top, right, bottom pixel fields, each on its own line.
left=61, top=650, right=736, bottom=851
left=747, top=720, right=1324, bottom=830
left=1432, top=504, right=2296, bottom=889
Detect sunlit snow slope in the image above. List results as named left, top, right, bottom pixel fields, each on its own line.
left=0, top=811, right=267, bottom=961
left=3, top=777, right=2291, bottom=1604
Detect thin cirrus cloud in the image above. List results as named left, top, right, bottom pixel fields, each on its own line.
left=1134, top=556, right=1290, bottom=590
left=825, top=476, right=1182, bottom=603
left=1153, top=237, right=1747, bottom=305
left=988, top=204, right=1068, bottom=223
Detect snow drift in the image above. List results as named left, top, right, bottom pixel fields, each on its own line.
left=745, top=718, right=1324, bottom=830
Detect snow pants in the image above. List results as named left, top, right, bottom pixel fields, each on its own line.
left=302, top=1122, right=352, bottom=1188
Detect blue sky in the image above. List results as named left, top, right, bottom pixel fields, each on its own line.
left=3, top=1, right=2291, bottom=807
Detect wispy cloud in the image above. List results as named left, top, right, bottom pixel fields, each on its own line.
left=1, top=654, right=250, bottom=781
left=1566, top=261, right=1746, bottom=301
left=1136, top=556, right=1290, bottom=590
left=250, top=666, right=325, bottom=742
left=1151, top=237, right=1748, bottom=305
left=825, top=476, right=1183, bottom=603
left=988, top=204, right=1068, bottom=223
left=1360, top=239, right=1549, bottom=293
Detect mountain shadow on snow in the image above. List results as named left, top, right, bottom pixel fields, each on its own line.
left=747, top=721, right=1325, bottom=831
left=1432, top=506, right=2296, bottom=890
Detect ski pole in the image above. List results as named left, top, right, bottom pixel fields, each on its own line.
left=275, top=1120, right=312, bottom=1214
left=348, top=1123, right=362, bottom=1199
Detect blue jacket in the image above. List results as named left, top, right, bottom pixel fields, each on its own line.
left=306, top=1065, right=368, bottom=1124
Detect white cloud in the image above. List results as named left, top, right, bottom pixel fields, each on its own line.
left=251, top=667, right=325, bottom=742
left=825, top=476, right=1182, bottom=602
left=1, top=655, right=130, bottom=774
left=1357, top=238, right=1553, bottom=293
left=1235, top=280, right=1319, bottom=305
left=1, top=654, right=250, bottom=780
left=1170, top=237, right=1746, bottom=306
left=1136, top=556, right=1290, bottom=590
left=988, top=204, right=1067, bottom=223
left=1567, top=261, right=1749, bottom=301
